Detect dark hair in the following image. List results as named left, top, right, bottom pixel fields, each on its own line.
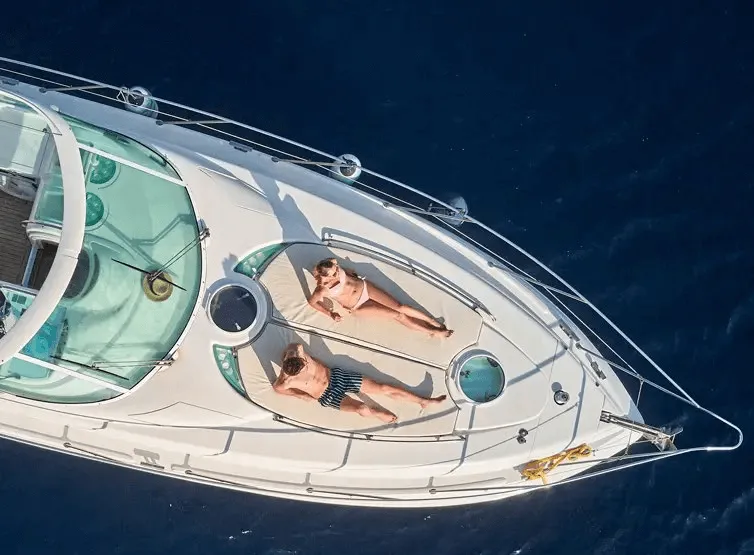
left=314, top=259, right=337, bottom=277
left=282, top=356, right=306, bottom=376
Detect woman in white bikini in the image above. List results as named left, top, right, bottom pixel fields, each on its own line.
left=307, top=258, right=453, bottom=338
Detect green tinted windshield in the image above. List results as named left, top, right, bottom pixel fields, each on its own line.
left=0, top=115, right=202, bottom=403
left=63, top=114, right=180, bottom=179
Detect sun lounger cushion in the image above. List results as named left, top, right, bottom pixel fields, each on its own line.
left=258, top=243, right=483, bottom=367
left=236, top=323, right=459, bottom=437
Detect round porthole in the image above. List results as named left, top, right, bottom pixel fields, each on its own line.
left=457, top=354, right=505, bottom=403
left=209, top=285, right=258, bottom=333
left=85, top=192, right=105, bottom=227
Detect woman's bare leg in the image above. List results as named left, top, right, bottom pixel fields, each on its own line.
left=361, top=377, right=447, bottom=408
left=353, top=300, right=447, bottom=337
left=339, top=396, right=396, bottom=423
left=365, top=283, right=450, bottom=331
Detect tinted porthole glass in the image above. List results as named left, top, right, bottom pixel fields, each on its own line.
left=458, top=355, right=505, bottom=403
left=209, top=286, right=258, bottom=332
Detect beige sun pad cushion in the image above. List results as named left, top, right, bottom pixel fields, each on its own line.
left=236, top=323, right=459, bottom=436
left=258, top=243, right=482, bottom=367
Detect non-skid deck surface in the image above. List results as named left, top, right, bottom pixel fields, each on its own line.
left=0, top=192, right=31, bottom=284
left=236, top=323, right=459, bottom=436
left=258, top=243, right=483, bottom=367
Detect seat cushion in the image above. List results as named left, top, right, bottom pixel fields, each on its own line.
left=258, top=243, right=482, bottom=367
left=236, top=323, right=459, bottom=437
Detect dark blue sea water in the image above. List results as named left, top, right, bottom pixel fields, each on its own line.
left=2, top=2, right=753, bottom=554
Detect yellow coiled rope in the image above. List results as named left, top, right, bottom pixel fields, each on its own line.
left=520, top=443, right=593, bottom=484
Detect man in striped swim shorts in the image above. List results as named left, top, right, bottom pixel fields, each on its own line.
left=272, top=343, right=446, bottom=423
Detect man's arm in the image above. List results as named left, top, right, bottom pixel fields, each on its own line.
left=273, top=381, right=315, bottom=402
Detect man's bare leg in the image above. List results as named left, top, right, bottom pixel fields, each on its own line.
left=340, top=396, right=396, bottom=423
left=361, top=377, right=447, bottom=409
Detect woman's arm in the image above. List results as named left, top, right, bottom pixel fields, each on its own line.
left=307, top=286, right=341, bottom=321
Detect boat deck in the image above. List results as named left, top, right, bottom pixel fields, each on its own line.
left=0, top=192, right=31, bottom=284
left=236, top=242, right=482, bottom=436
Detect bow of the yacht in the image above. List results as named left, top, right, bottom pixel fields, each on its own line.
left=0, top=58, right=741, bottom=508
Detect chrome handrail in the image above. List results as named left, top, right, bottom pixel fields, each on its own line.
left=0, top=58, right=741, bottom=469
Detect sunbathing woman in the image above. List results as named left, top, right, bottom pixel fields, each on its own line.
left=307, top=258, right=453, bottom=338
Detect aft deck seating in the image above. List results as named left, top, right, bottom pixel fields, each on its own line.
left=258, top=243, right=483, bottom=368
left=0, top=193, right=32, bottom=284
left=236, top=323, right=459, bottom=437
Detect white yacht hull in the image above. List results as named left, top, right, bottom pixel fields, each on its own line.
left=0, top=58, right=739, bottom=508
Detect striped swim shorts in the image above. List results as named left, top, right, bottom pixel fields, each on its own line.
left=318, top=367, right=363, bottom=409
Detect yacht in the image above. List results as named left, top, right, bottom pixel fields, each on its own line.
left=0, top=57, right=741, bottom=508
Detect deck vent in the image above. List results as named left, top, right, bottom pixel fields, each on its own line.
left=553, top=390, right=570, bottom=405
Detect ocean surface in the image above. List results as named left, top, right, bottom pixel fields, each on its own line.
left=1, top=2, right=753, bottom=554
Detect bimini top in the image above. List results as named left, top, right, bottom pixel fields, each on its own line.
left=0, top=89, right=203, bottom=403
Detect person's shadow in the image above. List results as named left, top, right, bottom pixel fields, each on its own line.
left=250, top=170, right=323, bottom=292
left=221, top=253, right=239, bottom=277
